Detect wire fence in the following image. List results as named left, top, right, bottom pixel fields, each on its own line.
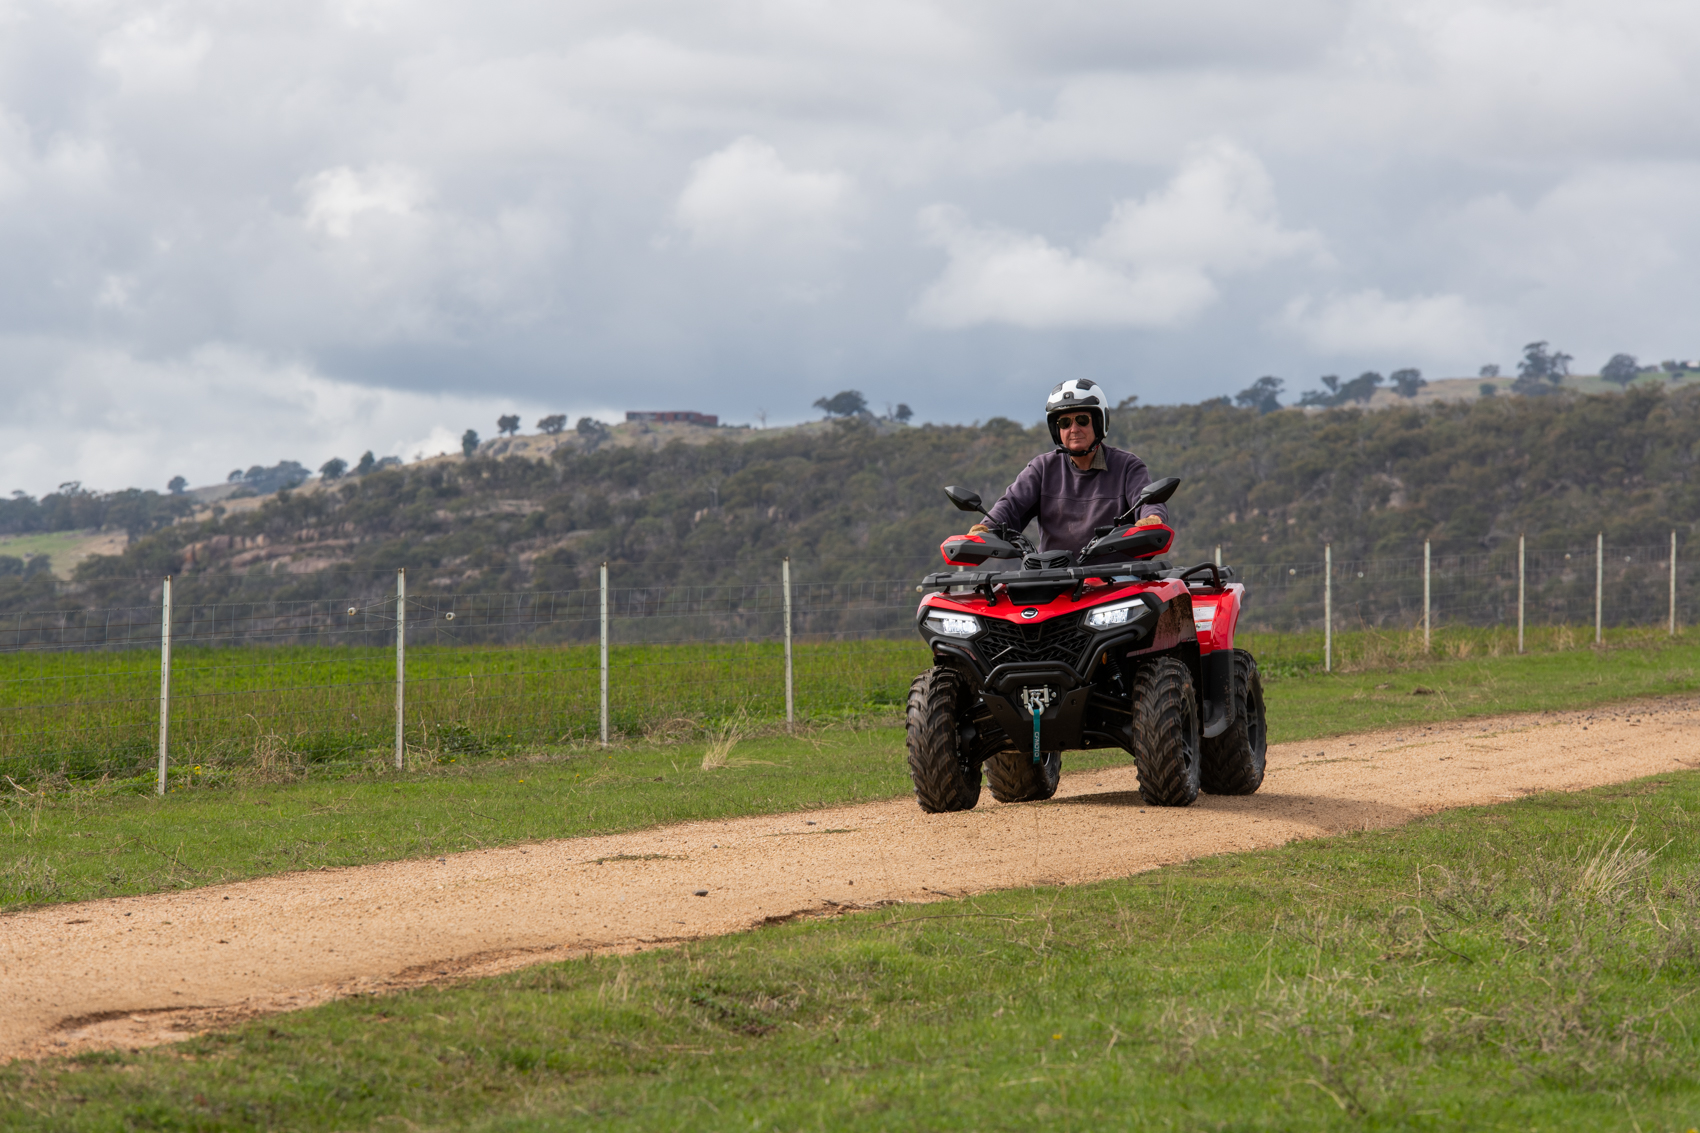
left=1, top=536, right=1692, bottom=788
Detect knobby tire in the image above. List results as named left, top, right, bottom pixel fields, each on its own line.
left=906, top=667, right=982, bottom=813
left=1130, top=656, right=1201, bottom=807
left=986, top=749, right=1061, bottom=804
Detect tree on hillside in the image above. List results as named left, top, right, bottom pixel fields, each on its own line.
left=354, top=451, right=376, bottom=475
left=1601, top=353, right=1640, bottom=388
left=1480, top=382, right=1498, bottom=398
left=1297, top=375, right=1340, bottom=408
left=167, top=475, right=187, bottom=494
left=1234, top=376, right=1284, bottom=414
left=1514, top=341, right=1572, bottom=394
left=894, top=403, right=913, bottom=423
left=1479, top=364, right=1500, bottom=378
left=461, top=429, right=480, bottom=457
left=497, top=414, right=521, bottom=436
left=576, top=416, right=608, bottom=438
left=1391, top=368, right=1426, bottom=398
left=1298, top=372, right=1381, bottom=408
left=538, top=414, right=567, bottom=435
left=319, top=457, right=348, bottom=481
left=1340, top=371, right=1384, bottom=403
left=813, top=390, right=867, bottom=418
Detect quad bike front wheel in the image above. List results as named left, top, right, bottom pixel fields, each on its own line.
left=1201, top=649, right=1267, bottom=795
left=1130, top=657, right=1201, bottom=807
left=986, top=749, right=1061, bottom=803
left=906, top=667, right=982, bottom=813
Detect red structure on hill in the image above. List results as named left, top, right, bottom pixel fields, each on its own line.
left=626, top=411, right=718, bottom=426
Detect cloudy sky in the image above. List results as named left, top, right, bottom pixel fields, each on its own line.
left=3, top=0, right=1697, bottom=495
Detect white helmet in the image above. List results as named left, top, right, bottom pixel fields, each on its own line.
left=1045, top=378, right=1109, bottom=453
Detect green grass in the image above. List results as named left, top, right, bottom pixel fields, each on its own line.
left=0, top=639, right=930, bottom=782
left=0, top=529, right=106, bottom=577
left=1241, top=624, right=1700, bottom=740
left=6, top=772, right=1699, bottom=1130
left=6, top=629, right=1700, bottom=913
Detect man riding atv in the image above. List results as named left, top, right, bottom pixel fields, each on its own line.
left=907, top=378, right=1268, bottom=814
left=962, top=379, right=1169, bottom=555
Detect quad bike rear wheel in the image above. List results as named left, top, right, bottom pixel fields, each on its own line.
left=986, top=749, right=1061, bottom=803
left=1201, top=649, right=1267, bottom=795
left=906, top=667, right=982, bottom=813
left=1130, top=657, right=1201, bottom=807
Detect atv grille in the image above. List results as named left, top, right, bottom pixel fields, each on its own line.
left=976, top=612, right=1093, bottom=669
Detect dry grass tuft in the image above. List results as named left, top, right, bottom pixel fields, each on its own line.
left=700, top=712, right=747, bottom=771
left=1575, top=825, right=1658, bottom=904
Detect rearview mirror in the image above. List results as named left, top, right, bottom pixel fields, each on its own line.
left=944, top=485, right=986, bottom=514
left=1135, top=476, right=1181, bottom=507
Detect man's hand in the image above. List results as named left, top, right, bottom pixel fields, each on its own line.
left=1131, top=514, right=1165, bottom=528
left=968, top=523, right=992, bottom=536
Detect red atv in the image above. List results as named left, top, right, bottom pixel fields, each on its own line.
left=906, top=477, right=1266, bottom=812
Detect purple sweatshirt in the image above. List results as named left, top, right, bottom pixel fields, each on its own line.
left=984, top=445, right=1168, bottom=554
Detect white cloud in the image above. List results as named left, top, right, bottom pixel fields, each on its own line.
left=301, top=165, right=430, bottom=239
left=1280, top=290, right=1489, bottom=358
left=912, top=205, right=1214, bottom=329
left=97, top=15, right=212, bottom=94
left=0, top=340, right=608, bottom=497
left=672, top=137, right=856, bottom=251
left=914, top=143, right=1317, bottom=328
left=1090, top=142, right=1323, bottom=274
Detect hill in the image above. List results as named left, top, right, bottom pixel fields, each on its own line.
left=5, top=383, right=1695, bottom=617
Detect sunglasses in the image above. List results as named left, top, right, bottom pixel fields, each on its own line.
left=1057, top=414, right=1095, bottom=429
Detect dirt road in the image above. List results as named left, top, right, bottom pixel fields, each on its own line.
left=4, top=700, right=1697, bottom=1062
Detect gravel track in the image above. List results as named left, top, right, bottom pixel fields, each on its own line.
left=4, top=699, right=1696, bottom=1062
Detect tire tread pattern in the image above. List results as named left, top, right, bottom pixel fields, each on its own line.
left=905, top=667, right=982, bottom=813
left=1129, top=657, right=1201, bottom=807
left=986, top=749, right=1061, bottom=803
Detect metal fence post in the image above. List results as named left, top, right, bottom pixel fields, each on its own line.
left=1517, top=534, right=1526, bottom=655
left=1324, top=543, right=1332, bottom=673
left=157, top=576, right=172, bottom=796
left=782, top=557, right=795, bottom=731
left=1672, top=530, right=1678, bottom=637
left=395, top=567, right=405, bottom=770
left=599, top=562, right=609, bottom=747
left=1595, top=532, right=1603, bottom=645
left=1423, top=539, right=1431, bottom=654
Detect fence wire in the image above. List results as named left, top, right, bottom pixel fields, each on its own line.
left=1, top=540, right=1692, bottom=785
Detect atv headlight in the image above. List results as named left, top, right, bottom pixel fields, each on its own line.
left=925, top=613, right=980, bottom=638
left=1085, top=599, right=1146, bottom=631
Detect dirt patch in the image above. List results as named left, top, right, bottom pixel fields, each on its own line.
left=3, top=699, right=1696, bottom=1062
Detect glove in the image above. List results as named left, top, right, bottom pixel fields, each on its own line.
left=968, top=523, right=992, bottom=536
left=1131, top=515, right=1164, bottom=528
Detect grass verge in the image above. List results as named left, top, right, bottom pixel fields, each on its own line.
left=1244, top=625, right=1700, bottom=740
left=5, top=772, right=1698, bottom=1130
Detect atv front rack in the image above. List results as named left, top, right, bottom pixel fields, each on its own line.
left=918, top=561, right=1235, bottom=596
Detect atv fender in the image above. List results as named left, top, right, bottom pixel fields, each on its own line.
left=1199, top=648, right=1236, bottom=739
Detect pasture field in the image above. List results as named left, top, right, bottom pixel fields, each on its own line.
left=4, top=628, right=1700, bottom=913
left=4, top=772, right=1698, bottom=1130
left=0, top=639, right=931, bottom=782
left=3, top=624, right=1695, bottom=787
